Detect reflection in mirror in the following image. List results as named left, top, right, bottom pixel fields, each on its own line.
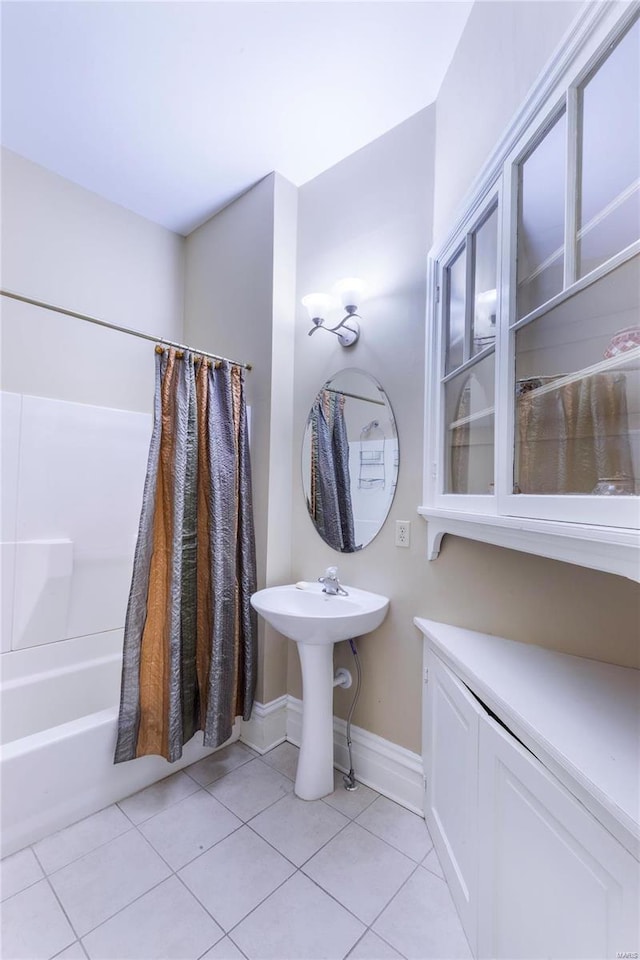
left=302, top=370, right=399, bottom=552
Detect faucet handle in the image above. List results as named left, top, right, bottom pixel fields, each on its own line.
left=325, top=566, right=339, bottom=580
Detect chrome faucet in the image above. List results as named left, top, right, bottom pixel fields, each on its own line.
left=318, top=566, right=348, bottom=596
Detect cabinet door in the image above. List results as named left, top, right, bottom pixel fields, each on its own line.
left=478, top=715, right=639, bottom=960
left=425, top=652, right=483, bottom=953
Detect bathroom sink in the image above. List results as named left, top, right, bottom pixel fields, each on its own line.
left=250, top=582, right=389, bottom=645
left=251, top=581, right=389, bottom=800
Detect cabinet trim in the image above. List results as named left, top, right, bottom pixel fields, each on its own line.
left=417, top=506, right=640, bottom=582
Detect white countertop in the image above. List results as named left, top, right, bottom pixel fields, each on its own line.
left=414, top=617, right=640, bottom=860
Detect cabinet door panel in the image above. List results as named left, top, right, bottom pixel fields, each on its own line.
left=425, top=653, right=483, bottom=952
left=478, top=716, right=639, bottom=960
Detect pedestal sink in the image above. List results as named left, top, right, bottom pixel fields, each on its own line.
left=250, top=582, right=389, bottom=800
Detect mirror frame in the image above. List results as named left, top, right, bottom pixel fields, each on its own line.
left=301, top=368, right=399, bottom=553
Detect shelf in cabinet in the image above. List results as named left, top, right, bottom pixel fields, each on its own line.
left=518, top=346, right=640, bottom=400
left=448, top=406, right=495, bottom=430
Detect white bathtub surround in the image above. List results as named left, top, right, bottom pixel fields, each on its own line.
left=11, top=539, right=73, bottom=649
left=0, top=542, right=17, bottom=654
left=1, top=743, right=458, bottom=960
left=239, top=695, right=424, bottom=816
left=0, top=390, right=152, bottom=652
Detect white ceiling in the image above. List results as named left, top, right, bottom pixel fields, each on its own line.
left=1, top=1, right=473, bottom=235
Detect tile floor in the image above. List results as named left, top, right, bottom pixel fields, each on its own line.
left=1, top=741, right=472, bottom=960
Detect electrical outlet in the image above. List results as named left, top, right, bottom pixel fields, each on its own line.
left=395, top=520, right=411, bottom=547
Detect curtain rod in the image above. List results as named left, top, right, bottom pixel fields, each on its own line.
left=324, top=386, right=385, bottom=406
left=0, top=289, right=253, bottom=371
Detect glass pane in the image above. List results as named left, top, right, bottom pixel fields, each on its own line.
left=472, top=206, right=498, bottom=355
left=517, top=111, right=567, bottom=319
left=445, top=352, right=495, bottom=494
left=445, top=247, right=467, bottom=374
left=579, top=18, right=640, bottom=277
left=514, top=254, right=639, bottom=495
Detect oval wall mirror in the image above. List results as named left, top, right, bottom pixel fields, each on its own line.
left=302, top=369, right=399, bottom=552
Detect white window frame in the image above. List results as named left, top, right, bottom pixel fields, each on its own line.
left=421, top=0, right=640, bottom=582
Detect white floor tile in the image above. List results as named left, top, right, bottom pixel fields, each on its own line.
left=34, top=805, right=132, bottom=874
left=259, top=742, right=299, bottom=781
left=231, top=872, right=365, bottom=960
left=250, top=793, right=348, bottom=866
left=202, top=938, right=246, bottom=959
left=1, top=847, right=44, bottom=900
left=186, top=742, right=257, bottom=787
left=206, top=758, right=293, bottom=821
left=422, top=847, right=444, bottom=879
left=53, top=943, right=87, bottom=959
left=347, top=930, right=404, bottom=959
left=356, top=796, right=432, bottom=862
left=81, top=876, right=224, bottom=959
left=321, top=772, right=379, bottom=819
left=302, top=822, right=415, bottom=925
left=49, top=830, right=171, bottom=937
left=373, top=867, right=472, bottom=959
left=179, top=826, right=294, bottom=931
left=1, top=879, right=75, bottom=960
left=117, top=771, right=199, bottom=825
left=139, top=789, right=241, bottom=870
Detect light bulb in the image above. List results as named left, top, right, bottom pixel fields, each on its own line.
left=334, top=277, right=366, bottom=310
left=301, top=293, right=335, bottom=321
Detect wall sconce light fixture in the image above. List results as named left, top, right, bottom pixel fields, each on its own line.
left=301, top=277, right=366, bottom=347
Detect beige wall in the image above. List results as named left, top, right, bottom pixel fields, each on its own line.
left=184, top=173, right=298, bottom=703
left=1, top=148, right=184, bottom=413
left=288, top=2, right=639, bottom=758
left=290, top=107, right=437, bottom=753
left=433, top=0, right=584, bottom=242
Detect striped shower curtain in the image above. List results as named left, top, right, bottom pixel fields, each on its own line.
left=309, top=389, right=357, bottom=553
left=115, top=347, right=257, bottom=763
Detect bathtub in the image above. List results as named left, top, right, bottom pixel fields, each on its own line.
left=0, top=631, right=232, bottom=858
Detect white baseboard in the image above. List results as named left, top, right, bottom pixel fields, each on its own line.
left=240, top=695, right=287, bottom=754
left=242, top=695, right=425, bottom=816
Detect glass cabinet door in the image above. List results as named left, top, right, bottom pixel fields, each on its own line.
left=514, top=254, right=639, bottom=502
left=578, top=17, right=640, bottom=278
left=510, top=15, right=639, bottom=524
left=440, top=200, right=499, bottom=497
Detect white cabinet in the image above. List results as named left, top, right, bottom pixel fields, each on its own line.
left=420, top=3, right=640, bottom=581
left=425, top=653, right=482, bottom=954
left=478, top=715, right=639, bottom=960
left=418, top=618, right=640, bottom=960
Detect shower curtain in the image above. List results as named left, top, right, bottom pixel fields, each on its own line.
left=115, top=347, right=257, bottom=764
left=309, top=389, right=357, bottom=552
left=517, top=372, right=633, bottom=493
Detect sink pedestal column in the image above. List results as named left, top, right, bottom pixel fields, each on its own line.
left=294, top=641, right=335, bottom=800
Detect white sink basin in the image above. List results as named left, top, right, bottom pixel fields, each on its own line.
left=250, top=582, right=389, bottom=645
left=250, top=581, right=390, bottom=801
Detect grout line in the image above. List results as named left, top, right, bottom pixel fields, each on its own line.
left=166, top=820, right=246, bottom=873
left=41, top=871, right=83, bottom=948
left=52, top=941, right=88, bottom=960
left=350, top=817, right=431, bottom=866
left=364, top=860, right=422, bottom=932
left=183, top=851, right=296, bottom=943
left=76, top=873, right=172, bottom=942
left=244, top=803, right=353, bottom=872
left=182, top=746, right=258, bottom=787
left=32, top=821, right=137, bottom=878
left=116, top=774, right=202, bottom=826
left=225, top=932, right=251, bottom=960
